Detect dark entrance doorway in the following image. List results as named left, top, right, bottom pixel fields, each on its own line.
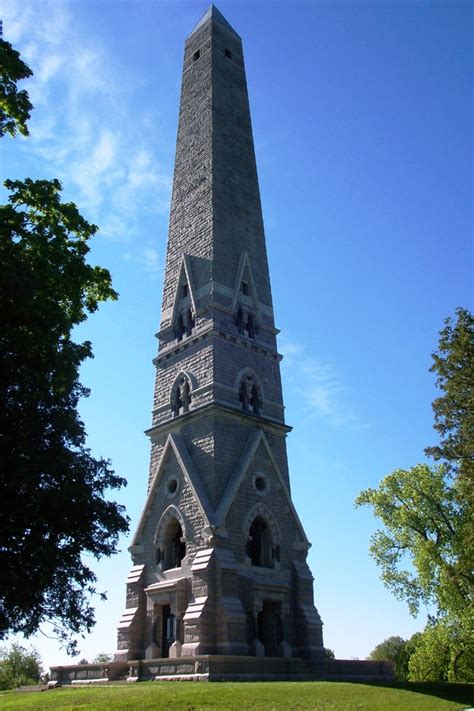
left=257, top=600, right=282, bottom=657
left=161, top=605, right=176, bottom=657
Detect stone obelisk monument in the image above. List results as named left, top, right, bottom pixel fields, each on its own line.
left=115, top=4, right=324, bottom=672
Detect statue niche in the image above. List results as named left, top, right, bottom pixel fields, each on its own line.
left=155, top=508, right=187, bottom=571
left=238, top=372, right=262, bottom=415
left=171, top=373, right=192, bottom=417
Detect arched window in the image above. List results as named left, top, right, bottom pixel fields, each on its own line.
left=243, top=503, right=280, bottom=569
left=238, top=373, right=262, bottom=415
left=158, top=518, right=186, bottom=570
left=172, top=374, right=192, bottom=417
left=246, top=516, right=274, bottom=568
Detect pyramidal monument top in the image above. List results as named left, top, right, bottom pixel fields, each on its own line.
left=189, top=4, right=240, bottom=38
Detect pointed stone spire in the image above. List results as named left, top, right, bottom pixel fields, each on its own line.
left=160, top=3, right=275, bottom=342
left=189, top=4, right=240, bottom=38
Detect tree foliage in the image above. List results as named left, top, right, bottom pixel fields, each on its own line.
left=0, top=643, right=42, bottom=689
left=408, top=618, right=474, bottom=682
left=356, top=308, right=474, bottom=682
left=355, top=463, right=470, bottom=619
left=368, top=635, right=414, bottom=681
left=366, top=629, right=473, bottom=682
left=0, top=178, right=129, bottom=650
left=425, top=308, right=474, bottom=483
left=0, top=39, right=33, bottom=137
left=92, top=652, right=113, bottom=664
left=425, top=308, right=474, bottom=582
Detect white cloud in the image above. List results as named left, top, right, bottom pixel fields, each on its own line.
left=1, top=0, right=172, bottom=251
left=123, top=248, right=162, bottom=276
left=279, top=336, right=368, bottom=431
left=36, top=53, right=64, bottom=84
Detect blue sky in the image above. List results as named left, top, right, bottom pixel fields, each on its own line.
left=1, top=0, right=472, bottom=668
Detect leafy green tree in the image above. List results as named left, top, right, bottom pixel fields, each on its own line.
left=0, top=178, right=129, bottom=651
left=355, top=463, right=470, bottom=619
left=425, top=308, right=474, bottom=584
left=368, top=635, right=410, bottom=681
left=408, top=618, right=474, bottom=682
left=356, top=308, right=474, bottom=681
left=425, top=308, right=474, bottom=482
left=92, top=652, right=113, bottom=664
left=0, top=39, right=33, bottom=137
left=0, top=643, right=42, bottom=689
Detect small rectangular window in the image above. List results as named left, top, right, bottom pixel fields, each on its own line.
left=241, top=281, right=249, bottom=296
left=225, top=48, right=232, bottom=60
left=193, top=50, right=200, bottom=62
left=182, top=284, right=188, bottom=298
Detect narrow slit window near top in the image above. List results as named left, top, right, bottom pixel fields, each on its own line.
left=193, top=50, right=200, bottom=62
left=225, top=48, right=232, bottom=60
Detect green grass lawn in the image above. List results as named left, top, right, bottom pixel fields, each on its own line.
left=1, top=681, right=473, bottom=710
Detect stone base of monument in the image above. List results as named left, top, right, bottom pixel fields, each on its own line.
left=48, top=661, right=129, bottom=686
left=50, top=657, right=394, bottom=684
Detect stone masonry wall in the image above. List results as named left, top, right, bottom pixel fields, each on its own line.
left=118, top=8, right=323, bottom=662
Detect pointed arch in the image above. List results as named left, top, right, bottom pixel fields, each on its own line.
left=214, top=429, right=310, bottom=549
left=243, top=503, right=281, bottom=568
left=236, top=368, right=263, bottom=414
left=154, top=505, right=187, bottom=570
left=243, top=502, right=281, bottom=547
left=231, top=251, right=259, bottom=315
left=170, top=254, right=197, bottom=339
left=154, top=505, right=187, bottom=547
left=231, top=252, right=261, bottom=339
left=131, top=433, right=214, bottom=549
left=234, top=368, right=262, bottom=394
left=170, top=371, right=195, bottom=416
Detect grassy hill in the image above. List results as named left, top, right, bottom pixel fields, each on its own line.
left=1, top=681, right=473, bottom=710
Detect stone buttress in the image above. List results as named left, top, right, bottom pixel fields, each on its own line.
left=115, top=5, right=324, bottom=663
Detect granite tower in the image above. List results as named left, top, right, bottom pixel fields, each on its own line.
left=115, top=5, right=324, bottom=667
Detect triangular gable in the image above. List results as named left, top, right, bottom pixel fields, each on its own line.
left=170, top=253, right=197, bottom=328
left=231, top=251, right=260, bottom=317
left=214, top=429, right=309, bottom=545
left=132, top=433, right=215, bottom=545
